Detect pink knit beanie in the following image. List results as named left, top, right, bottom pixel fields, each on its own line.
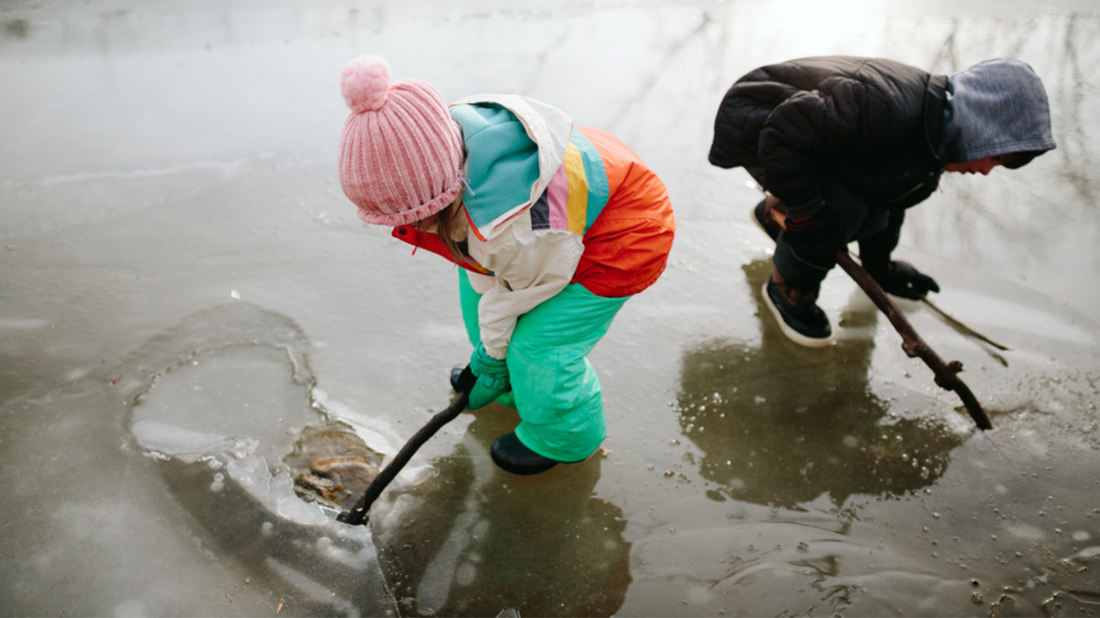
left=338, top=55, right=464, bottom=226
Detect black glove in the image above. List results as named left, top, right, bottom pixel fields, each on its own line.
left=873, top=260, right=939, bottom=300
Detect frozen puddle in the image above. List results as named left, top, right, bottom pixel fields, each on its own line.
left=131, top=344, right=313, bottom=463
left=116, top=302, right=396, bottom=616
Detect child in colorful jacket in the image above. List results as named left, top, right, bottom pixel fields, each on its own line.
left=337, top=56, right=675, bottom=475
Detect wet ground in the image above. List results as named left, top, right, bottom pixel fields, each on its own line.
left=2, top=1, right=1099, bottom=616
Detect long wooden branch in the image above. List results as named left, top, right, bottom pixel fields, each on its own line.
left=339, top=390, right=470, bottom=526
left=835, top=251, right=993, bottom=430
left=920, top=296, right=1012, bottom=351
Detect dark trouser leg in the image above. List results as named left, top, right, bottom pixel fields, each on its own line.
left=772, top=181, right=889, bottom=294
left=758, top=180, right=893, bottom=346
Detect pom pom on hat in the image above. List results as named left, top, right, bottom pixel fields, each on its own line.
left=337, top=55, right=465, bottom=226
left=341, top=55, right=392, bottom=113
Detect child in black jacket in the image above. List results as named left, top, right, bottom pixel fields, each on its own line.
left=709, top=56, right=1056, bottom=347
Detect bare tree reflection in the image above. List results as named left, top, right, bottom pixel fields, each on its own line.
left=674, top=259, right=965, bottom=509
left=903, top=14, right=1100, bottom=267
left=370, top=408, right=631, bottom=618
left=2, top=19, right=29, bottom=39
left=1050, top=13, right=1099, bottom=201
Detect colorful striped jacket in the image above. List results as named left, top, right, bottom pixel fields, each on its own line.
left=393, top=95, right=674, bottom=359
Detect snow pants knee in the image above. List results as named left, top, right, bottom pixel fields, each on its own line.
left=458, top=269, right=629, bottom=462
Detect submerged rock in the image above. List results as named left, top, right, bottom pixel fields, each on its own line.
left=287, top=424, right=384, bottom=511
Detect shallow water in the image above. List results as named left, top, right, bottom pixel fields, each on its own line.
left=2, top=1, right=1099, bottom=616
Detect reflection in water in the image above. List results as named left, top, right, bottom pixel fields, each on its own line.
left=675, top=259, right=965, bottom=508
left=371, top=408, right=631, bottom=617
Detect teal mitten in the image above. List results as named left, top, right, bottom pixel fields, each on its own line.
left=465, top=343, right=511, bottom=410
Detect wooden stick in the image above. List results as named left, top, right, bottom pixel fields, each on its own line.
left=920, top=296, right=1012, bottom=351
left=835, top=251, right=993, bottom=430
left=339, top=390, right=470, bottom=526
left=844, top=251, right=1012, bottom=352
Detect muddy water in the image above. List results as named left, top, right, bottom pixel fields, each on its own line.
left=2, top=1, right=1099, bottom=616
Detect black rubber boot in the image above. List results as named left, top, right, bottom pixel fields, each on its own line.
left=490, top=432, right=560, bottom=475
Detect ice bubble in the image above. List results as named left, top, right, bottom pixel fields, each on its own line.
left=0, top=318, right=48, bottom=329
left=456, top=562, right=477, bottom=586
left=1073, top=546, right=1100, bottom=560
left=1005, top=523, right=1045, bottom=541
left=66, top=368, right=88, bottom=380
left=113, top=600, right=146, bottom=617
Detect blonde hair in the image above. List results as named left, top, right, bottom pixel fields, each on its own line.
left=427, top=196, right=467, bottom=262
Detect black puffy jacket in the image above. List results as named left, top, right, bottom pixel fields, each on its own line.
left=708, top=56, right=949, bottom=229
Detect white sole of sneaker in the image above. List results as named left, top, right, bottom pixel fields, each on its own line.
left=761, top=281, right=835, bottom=348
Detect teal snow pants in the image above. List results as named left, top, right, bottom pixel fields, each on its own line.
left=458, top=269, right=630, bottom=463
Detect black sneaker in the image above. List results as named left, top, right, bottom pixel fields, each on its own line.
left=490, top=432, right=560, bottom=475
left=752, top=198, right=781, bottom=243
left=762, top=278, right=833, bottom=347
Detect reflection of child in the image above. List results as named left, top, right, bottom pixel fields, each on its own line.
left=708, top=56, right=1056, bottom=347
left=337, top=56, right=675, bottom=475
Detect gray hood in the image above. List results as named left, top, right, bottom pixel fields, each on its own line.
left=942, top=58, right=1056, bottom=166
